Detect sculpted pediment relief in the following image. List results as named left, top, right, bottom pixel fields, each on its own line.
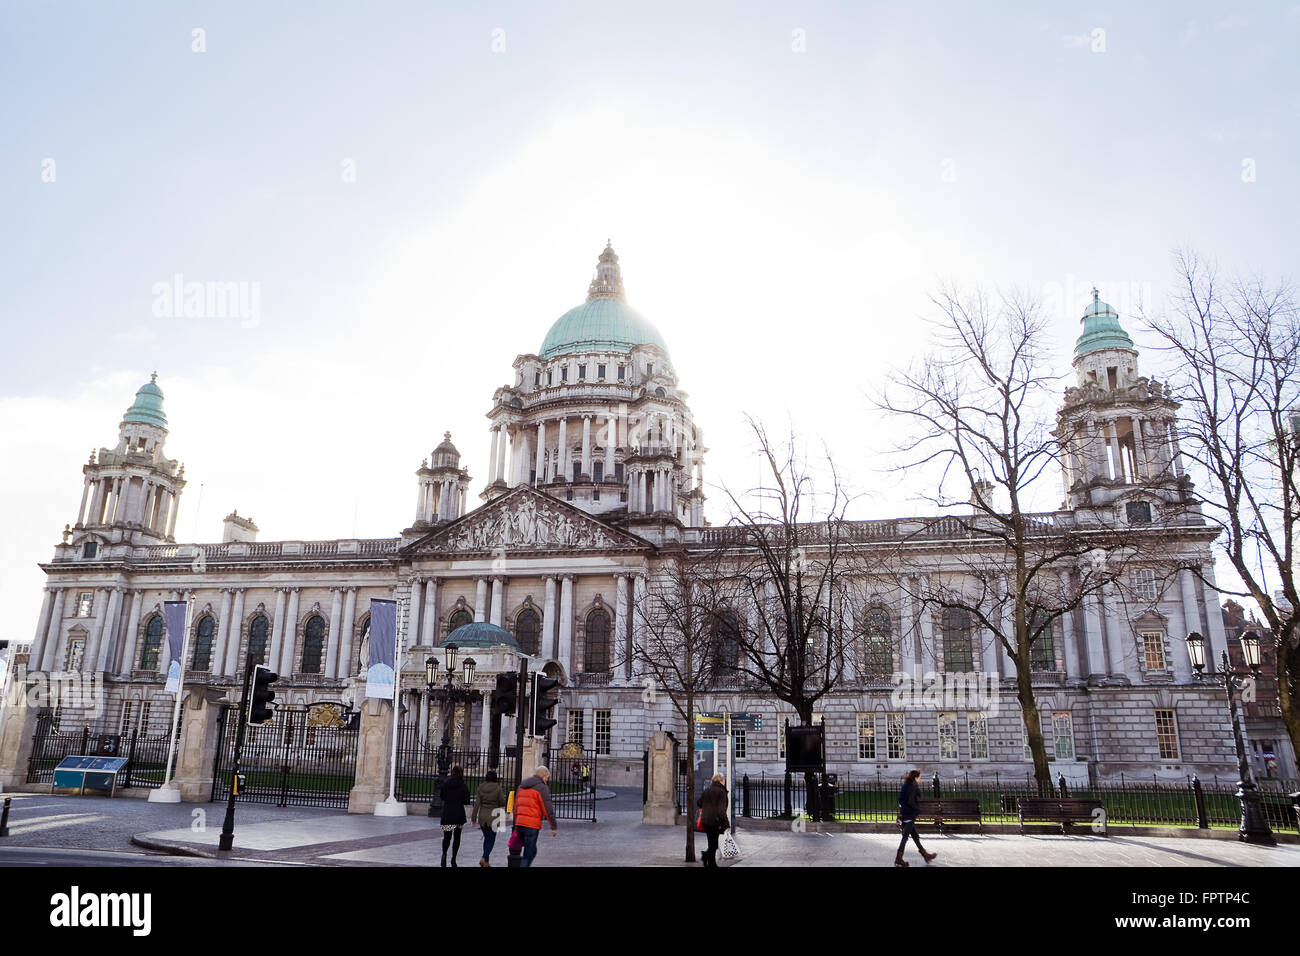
left=408, top=488, right=648, bottom=554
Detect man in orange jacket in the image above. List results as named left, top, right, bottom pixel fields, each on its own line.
left=513, top=766, right=558, bottom=867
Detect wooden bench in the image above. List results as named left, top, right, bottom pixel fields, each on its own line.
left=917, top=798, right=983, bottom=833
left=1017, top=797, right=1105, bottom=835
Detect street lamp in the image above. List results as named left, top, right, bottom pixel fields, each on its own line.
left=426, top=643, right=461, bottom=818
left=1185, top=631, right=1276, bottom=845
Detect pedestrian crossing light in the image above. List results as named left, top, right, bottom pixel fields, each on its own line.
left=493, top=672, right=519, bottom=716
left=531, top=673, right=561, bottom=736
left=249, top=665, right=279, bottom=725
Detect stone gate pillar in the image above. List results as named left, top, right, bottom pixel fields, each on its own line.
left=0, top=676, right=42, bottom=791
left=349, top=696, right=394, bottom=814
left=172, top=687, right=229, bottom=801
left=642, top=730, right=677, bottom=825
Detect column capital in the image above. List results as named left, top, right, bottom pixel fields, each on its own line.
left=344, top=585, right=359, bottom=593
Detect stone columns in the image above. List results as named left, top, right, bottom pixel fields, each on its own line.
left=213, top=588, right=235, bottom=677
left=268, top=588, right=288, bottom=677
left=420, top=578, right=439, bottom=647
left=616, top=574, right=631, bottom=679
left=581, top=416, right=592, bottom=479
left=543, top=576, right=558, bottom=658
left=76, top=479, right=91, bottom=527
left=478, top=697, right=492, bottom=750
left=558, top=576, right=575, bottom=673
left=1100, top=581, right=1127, bottom=681
left=41, top=588, right=67, bottom=673
left=165, top=491, right=179, bottom=539
left=488, top=426, right=500, bottom=485
left=490, top=576, right=505, bottom=627
left=84, top=587, right=110, bottom=675
left=407, top=577, right=423, bottom=649
left=224, top=588, right=246, bottom=677
left=417, top=692, right=429, bottom=744
left=558, top=417, right=568, bottom=481
left=28, top=589, right=55, bottom=674
left=280, top=587, right=301, bottom=676
left=917, top=576, right=935, bottom=675
left=898, top=585, right=916, bottom=679
left=605, top=415, right=616, bottom=477
left=339, top=587, right=358, bottom=678
left=324, top=587, right=344, bottom=678
left=1081, top=588, right=1106, bottom=681
left=475, top=577, right=488, bottom=622
left=998, top=577, right=1015, bottom=677
left=1201, top=573, right=1229, bottom=672
left=535, top=420, right=546, bottom=485
left=637, top=472, right=647, bottom=513
left=98, top=586, right=125, bottom=672
left=632, top=573, right=648, bottom=678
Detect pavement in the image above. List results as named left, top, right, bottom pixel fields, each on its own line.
left=3, top=789, right=1299, bottom=867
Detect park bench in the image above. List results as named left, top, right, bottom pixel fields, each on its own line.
left=1017, top=796, right=1105, bottom=835
left=917, top=798, right=983, bottom=833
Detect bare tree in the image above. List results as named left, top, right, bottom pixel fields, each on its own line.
left=874, top=284, right=1133, bottom=791
left=1142, top=252, right=1300, bottom=765
left=624, top=549, right=724, bottom=863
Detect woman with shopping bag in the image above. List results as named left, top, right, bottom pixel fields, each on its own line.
left=696, top=773, right=732, bottom=867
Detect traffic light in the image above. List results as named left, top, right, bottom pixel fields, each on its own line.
left=248, top=665, right=279, bottom=725
left=531, top=673, right=561, bottom=736
left=493, top=672, right=518, bottom=716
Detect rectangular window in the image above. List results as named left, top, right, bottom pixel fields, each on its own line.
left=547, top=371, right=553, bottom=386
left=119, top=699, right=133, bottom=735
left=139, top=700, right=152, bottom=732
left=77, top=592, right=93, bottom=617
left=647, top=363, right=654, bottom=375
left=968, top=713, right=989, bottom=759
left=1023, top=718, right=1034, bottom=761
left=533, top=372, right=540, bottom=388
left=1052, top=712, right=1075, bottom=760
left=594, top=709, right=611, bottom=755
left=857, top=714, right=876, bottom=760
left=567, top=710, right=585, bottom=747
left=597, top=364, right=606, bottom=380
left=593, top=461, right=603, bottom=482
left=1141, top=631, right=1167, bottom=672
left=614, top=462, right=624, bottom=483
left=942, top=609, right=973, bottom=672
left=1155, top=709, right=1180, bottom=760
left=938, top=712, right=958, bottom=760
left=572, top=462, right=581, bottom=482
left=731, top=728, right=747, bottom=759
left=578, top=364, right=587, bottom=381
left=617, top=365, right=625, bottom=381
left=1134, top=569, right=1157, bottom=602
left=66, top=638, right=85, bottom=671
left=886, top=713, right=906, bottom=759
left=560, top=367, right=568, bottom=383
left=1030, top=621, right=1055, bottom=672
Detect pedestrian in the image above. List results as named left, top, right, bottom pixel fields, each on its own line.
left=696, top=772, right=730, bottom=868
left=895, top=769, right=936, bottom=867
left=473, top=768, right=506, bottom=867
left=513, top=765, right=558, bottom=866
left=438, top=764, right=472, bottom=867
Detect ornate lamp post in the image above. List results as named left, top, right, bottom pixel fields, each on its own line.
left=424, top=644, right=479, bottom=817
left=1185, top=631, right=1276, bottom=845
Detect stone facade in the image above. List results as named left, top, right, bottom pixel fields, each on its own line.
left=0, top=260, right=1256, bottom=799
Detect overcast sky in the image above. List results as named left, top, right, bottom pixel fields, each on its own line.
left=3, top=2, right=1298, bottom=641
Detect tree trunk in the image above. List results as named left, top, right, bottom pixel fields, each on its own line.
left=684, top=706, right=696, bottom=863
left=1018, top=674, right=1052, bottom=794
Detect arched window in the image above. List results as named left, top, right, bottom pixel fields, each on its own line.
left=448, top=609, right=472, bottom=634
left=191, top=615, right=215, bottom=671
left=301, top=615, right=326, bottom=674
left=860, top=607, right=892, bottom=679
left=710, top=611, right=741, bottom=679
left=516, top=609, right=541, bottom=656
left=140, top=615, right=164, bottom=670
left=942, top=607, right=973, bottom=673
left=247, top=614, right=269, bottom=667
left=584, top=608, right=612, bottom=673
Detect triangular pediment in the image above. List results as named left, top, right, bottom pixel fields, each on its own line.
left=402, top=486, right=653, bottom=555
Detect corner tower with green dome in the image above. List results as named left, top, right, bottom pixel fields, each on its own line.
left=73, top=372, right=187, bottom=550
left=476, top=243, right=707, bottom=533
left=1054, top=290, right=1191, bottom=519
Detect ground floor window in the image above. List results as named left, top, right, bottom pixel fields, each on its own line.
left=731, top=728, right=747, bottom=759
left=567, top=709, right=585, bottom=748
left=594, top=709, right=611, bottom=755
left=968, top=712, right=988, bottom=760
left=1155, top=709, right=1180, bottom=760
left=886, top=713, right=906, bottom=759
left=857, top=714, right=876, bottom=759
left=938, top=712, right=958, bottom=760
left=1052, top=712, right=1075, bottom=760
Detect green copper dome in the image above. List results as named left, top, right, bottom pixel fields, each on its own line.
left=1074, top=289, right=1135, bottom=358
left=122, top=373, right=168, bottom=428
left=539, top=243, right=670, bottom=359
left=440, top=621, right=520, bottom=651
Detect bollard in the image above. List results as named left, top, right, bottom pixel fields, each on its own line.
left=0, top=797, right=10, bottom=837
left=1192, top=775, right=1209, bottom=830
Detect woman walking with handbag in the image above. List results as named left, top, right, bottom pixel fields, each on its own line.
left=438, top=765, right=472, bottom=867
left=472, top=769, right=506, bottom=867
left=697, top=773, right=731, bottom=868
left=895, top=769, right=937, bottom=867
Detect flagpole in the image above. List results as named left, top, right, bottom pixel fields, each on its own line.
left=150, top=591, right=194, bottom=803
left=375, top=592, right=409, bottom=816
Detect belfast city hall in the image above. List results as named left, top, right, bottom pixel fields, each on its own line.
left=3, top=243, right=1288, bottom=807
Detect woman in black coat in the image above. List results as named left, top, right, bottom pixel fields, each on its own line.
left=697, top=773, right=730, bottom=868
left=438, top=765, right=473, bottom=867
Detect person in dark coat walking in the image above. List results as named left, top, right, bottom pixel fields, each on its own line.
left=696, top=773, right=730, bottom=868
left=472, top=769, right=507, bottom=867
left=895, top=769, right=936, bottom=867
left=438, top=765, right=473, bottom=867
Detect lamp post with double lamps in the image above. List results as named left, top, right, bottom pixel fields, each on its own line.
left=424, top=643, right=477, bottom=817
left=1185, top=630, right=1276, bottom=845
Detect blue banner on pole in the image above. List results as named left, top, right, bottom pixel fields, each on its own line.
left=163, top=600, right=186, bottom=694
left=365, top=599, right=397, bottom=700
